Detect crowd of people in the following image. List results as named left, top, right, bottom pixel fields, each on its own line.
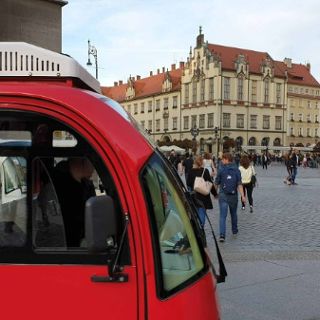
left=165, top=147, right=319, bottom=243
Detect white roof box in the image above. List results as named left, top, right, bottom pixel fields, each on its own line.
left=0, top=42, right=101, bottom=93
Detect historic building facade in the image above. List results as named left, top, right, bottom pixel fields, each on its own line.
left=102, top=30, right=320, bottom=154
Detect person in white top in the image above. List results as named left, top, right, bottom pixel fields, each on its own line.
left=202, top=152, right=216, bottom=179
left=239, top=155, right=256, bottom=212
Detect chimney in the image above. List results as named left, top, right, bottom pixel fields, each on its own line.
left=157, top=68, right=160, bottom=74
left=150, top=71, right=153, bottom=76
left=119, top=80, right=123, bottom=85
left=306, top=62, right=311, bottom=71
left=179, top=61, right=185, bottom=69
left=171, top=63, right=176, bottom=70
left=136, top=75, right=141, bottom=80
left=162, top=67, right=165, bottom=73
left=283, top=57, right=292, bottom=68
left=114, top=81, right=118, bottom=86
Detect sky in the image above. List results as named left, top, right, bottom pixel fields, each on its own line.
left=62, top=0, right=320, bottom=87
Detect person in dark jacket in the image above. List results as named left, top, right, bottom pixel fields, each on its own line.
left=187, top=155, right=218, bottom=227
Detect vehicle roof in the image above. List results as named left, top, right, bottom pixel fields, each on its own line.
left=0, top=83, right=154, bottom=171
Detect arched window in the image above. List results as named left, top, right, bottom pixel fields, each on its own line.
left=273, top=138, right=281, bottom=146
left=248, top=137, right=256, bottom=146
left=261, top=137, right=269, bottom=146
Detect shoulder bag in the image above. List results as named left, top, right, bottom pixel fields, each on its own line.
left=194, top=169, right=213, bottom=196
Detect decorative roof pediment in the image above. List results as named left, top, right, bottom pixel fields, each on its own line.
left=125, top=76, right=136, bottom=100
left=234, top=54, right=248, bottom=78
left=162, top=70, right=173, bottom=92
left=261, top=56, right=274, bottom=79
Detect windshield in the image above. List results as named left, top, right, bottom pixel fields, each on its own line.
left=141, top=154, right=205, bottom=296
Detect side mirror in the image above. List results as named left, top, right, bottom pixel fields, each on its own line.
left=85, top=195, right=117, bottom=253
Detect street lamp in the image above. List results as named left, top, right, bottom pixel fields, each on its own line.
left=87, top=40, right=98, bottom=79
left=190, top=125, right=199, bottom=154
left=214, top=126, right=220, bottom=159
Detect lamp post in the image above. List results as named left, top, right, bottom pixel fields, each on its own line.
left=87, top=40, right=98, bottom=79
left=190, top=125, right=199, bottom=154
left=214, top=126, right=220, bottom=159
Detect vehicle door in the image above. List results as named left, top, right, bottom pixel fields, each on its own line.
left=0, top=110, right=138, bottom=320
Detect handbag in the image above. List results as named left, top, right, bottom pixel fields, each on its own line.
left=194, top=169, right=213, bottom=196
left=250, top=167, right=257, bottom=187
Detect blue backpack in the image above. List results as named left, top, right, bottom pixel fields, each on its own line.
left=220, top=166, right=238, bottom=195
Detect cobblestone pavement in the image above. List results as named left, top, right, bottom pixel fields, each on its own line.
left=204, top=163, right=320, bottom=320
left=206, top=163, right=320, bottom=261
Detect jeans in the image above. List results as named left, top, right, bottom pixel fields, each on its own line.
left=291, top=166, right=297, bottom=183
left=219, top=194, right=238, bottom=237
left=197, top=207, right=206, bottom=227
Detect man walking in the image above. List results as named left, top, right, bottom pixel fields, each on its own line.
left=215, top=153, right=245, bottom=242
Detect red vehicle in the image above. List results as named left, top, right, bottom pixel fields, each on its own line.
left=0, top=42, right=226, bottom=319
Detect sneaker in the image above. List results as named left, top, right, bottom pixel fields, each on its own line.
left=219, top=235, right=225, bottom=243
left=241, top=206, right=245, bottom=210
left=250, top=206, right=253, bottom=213
left=232, top=230, right=238, bottom=235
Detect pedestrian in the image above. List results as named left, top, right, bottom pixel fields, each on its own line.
left=187, top=155, right=218, bottom=227
left=202, top=152, right=216, bottom=179
left=289, top=150, right=299, bottom=185
left=262, top=152, right=268, bottom=169
left=177, top=155, right=187, bottom=187
left=239, top=155, right=256, bottom=212
left=215, top=152, right=245, bottom=242
left=183, top=152, right=193, bottom=182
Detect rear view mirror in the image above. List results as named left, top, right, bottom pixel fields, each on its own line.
left=85, top=195, right=117, bottom=253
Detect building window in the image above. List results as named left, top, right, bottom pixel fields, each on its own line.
left=148, top=101, right=152, bottom=112
left=191, top=115, right=197, bottom=128
left=315, top=128, right=318, bottom=137
left=209, top=78, right=214, bottom=101
left=250, top=115, right=257, bottom=129
left=237, top=77, right=244, bottom=101
left=275, top=116, right=282, bottom=130
left=298, top=127, right=303, bottom=136
left=172, top=117, right=178, bottom=130
left=276, top=83, right=281, bottom=104
left=199, top=114, right=205, bottom=128
left=183, top=116, right=189, bottom=130
left=172, top=96, right=178, bottom=109
left=224, top=77, right=230, bottom=100
left=290, top=113, right=294, bottom=121
left=156, top=119, right=160, bottom=131
left=164, top=98, right=169, bottom=110
left=307, top=128, right=311, bottom=137
left=263, top=115, right=270, bottom=129
left=156, top=100, right=160, bottom=111
left=192, top=82, right=197, bottom=103
left=315, top=114, right=319, bottom=123
left=164, top=118, right=168, bottom=131
left=134, top=103, right=138, bottom=114
left=307, top=114, right=311, bottom=122
left=127, top=104, right=131, bottom=114
left=200, top=79, right=205, bottom=102
left=184, top=83, right=189, bottom=104
left=236, top=114, right=244, bottom=128
left=223, top=113, right=231, bottom=128
left=264, top=79, right=269, bottom=103
left=148, top=120, right=152, bottom=131
left=290, top=127, right=294, bottom=136
left=141, top=120, right=145, bottom=128
left=308, top=101, right=311, bottom=108
left=207, top=113, right=214, bottom=128
left=251, top=80, right=257, bottom=103
left=141, top=102, right=145, bottom=113
left=298, top=113, right=303, bottom=122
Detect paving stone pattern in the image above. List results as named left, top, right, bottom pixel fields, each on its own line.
left=205, top=163, right=320, bottom=261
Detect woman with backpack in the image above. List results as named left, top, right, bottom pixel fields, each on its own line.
left=239, top=155, right=256, bottom=213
